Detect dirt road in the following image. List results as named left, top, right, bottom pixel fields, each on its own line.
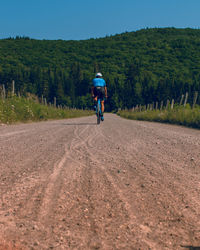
left=0, top=114, right=200, bottom=249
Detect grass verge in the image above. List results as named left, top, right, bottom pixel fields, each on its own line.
left=0, top=96, right=93, bottom=124
left=117, top=105, right=200, bottom=129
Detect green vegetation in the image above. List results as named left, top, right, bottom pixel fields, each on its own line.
left=118, top=105, right=200, bottom=129
left=0, top=28, right=200, bottom=111
left=0, top=96, right=93, bottom=124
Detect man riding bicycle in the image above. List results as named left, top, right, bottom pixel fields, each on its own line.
left=91, top=72, right=108, bottom=121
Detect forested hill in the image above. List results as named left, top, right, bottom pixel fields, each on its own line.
left=1, top=27, right=200, bottom=110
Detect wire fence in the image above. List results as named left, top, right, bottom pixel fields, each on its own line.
left=0, top=81, right=70, bottom=110
left=131, top=91, right=199, bottom=112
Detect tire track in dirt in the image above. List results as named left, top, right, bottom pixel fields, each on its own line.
left=35, top=125, right=107, bottom=249
left=65, top=123, right=153, bottom=249
left=38, top=145, right=70, bottom=222
left=0, top=130, right=28, bottom=138
left=37, top=125, right=87, bottom=220
left=85, top=125, right=158, bottom=248
left=21, top=125, right=100, bottom=249
left=67, top=126, right=104, bottom=245
left=39, top=123, right=138, bottom=249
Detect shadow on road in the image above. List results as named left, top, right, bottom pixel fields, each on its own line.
left=181, top=246, right=200, bottom=250
left=61, top=123, right=97, bottom=126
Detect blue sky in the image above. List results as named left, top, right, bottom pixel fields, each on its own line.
left=1, top=0, right=200, bottom=40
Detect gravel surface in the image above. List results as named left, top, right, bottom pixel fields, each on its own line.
left=0, top=113, right=200, bottom=249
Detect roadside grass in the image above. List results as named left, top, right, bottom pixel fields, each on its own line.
left=0, top=96, right=93, bottom=124
left=117, top=105, right=200, bottom=129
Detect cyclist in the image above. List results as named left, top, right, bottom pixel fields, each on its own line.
left=91, top=72, right=107, bottom=121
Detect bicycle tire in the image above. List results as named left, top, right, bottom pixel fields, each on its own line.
left=97, top=100, right=101, bottom=125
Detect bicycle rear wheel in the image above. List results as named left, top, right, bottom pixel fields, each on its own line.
left=97, top=100, right=101, bottom=125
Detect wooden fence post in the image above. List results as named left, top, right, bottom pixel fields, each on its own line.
left=54, top=97, right=56, bottom=107
left=2, top=84, right=6, bottom=100
left=184, top=92, right=188, bottom=107
left=12, top=80, right=15, bottom=96
left=192, top=92, right=198, bottom=109
left=171, top=99, right=174, bottom=109
left=180, top=94, right=184, bottom=105
left=156, top=102, right=158, bottom=111
left=165, top=100, right=170, bottom=109
left=160, top=101, right=163, bottom=110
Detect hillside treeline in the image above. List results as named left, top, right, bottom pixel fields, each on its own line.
left=0, top=28, right=200, bottom=110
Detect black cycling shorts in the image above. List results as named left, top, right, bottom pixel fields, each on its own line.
left=94, top=86, right=105, bottom=99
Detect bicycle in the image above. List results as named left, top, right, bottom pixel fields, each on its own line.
left=95, top=96, right=104, bottom=125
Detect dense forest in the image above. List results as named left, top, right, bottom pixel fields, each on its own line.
left=0, top=27, right=200, bottom=110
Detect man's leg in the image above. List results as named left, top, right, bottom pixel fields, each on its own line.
left=100, top=100, right=104, bottom=121
left=101, top=100, right=105, bottom=113
left=93, top=96, right=97, bottom=112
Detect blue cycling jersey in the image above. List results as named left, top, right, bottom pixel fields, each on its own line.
left=92, top=78, right=106, bottom=87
